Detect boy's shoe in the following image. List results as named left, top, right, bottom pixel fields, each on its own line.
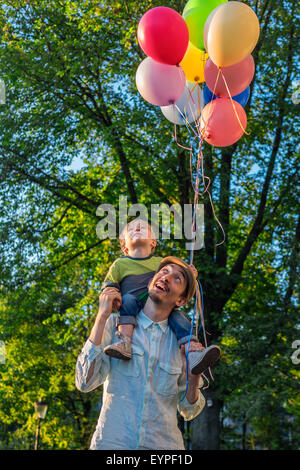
left=103, top=332, right=132, bottom=360
left=188, top=345, right=221, bottom=375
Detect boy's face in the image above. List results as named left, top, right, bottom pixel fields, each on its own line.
left=121, top=219, right=156, bottom=255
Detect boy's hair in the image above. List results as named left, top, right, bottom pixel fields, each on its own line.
left=119, top=218, right=157, bottom=255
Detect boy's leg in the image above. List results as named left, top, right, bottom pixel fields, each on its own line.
left=168, top=309, right=198, bottom=346
left=104, top=293, right=141, bottom=360
left=168, top=310, right=221, bottom=375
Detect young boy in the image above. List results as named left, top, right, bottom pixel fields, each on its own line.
left=102, top=218, right=220, bottom=375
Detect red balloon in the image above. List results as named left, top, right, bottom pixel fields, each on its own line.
left=137, top=7, right=189, bottom=65
left=201, top=98, right=247, bottom=147
left=204, top=55, right=255, bottom=98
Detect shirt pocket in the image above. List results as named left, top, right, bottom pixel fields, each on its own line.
left=155, top=361, right=182, bottom=397
left=114, top=346, right=144, bottom=378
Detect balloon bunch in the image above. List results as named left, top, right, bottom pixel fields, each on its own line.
left=136, top=1, right=260, bottom=148
left=135, top=2, right=259, bottom=385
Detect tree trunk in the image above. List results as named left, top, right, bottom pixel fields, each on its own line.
left=190, top=389, right=221, bottom=450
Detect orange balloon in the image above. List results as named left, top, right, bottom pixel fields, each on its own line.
left=204, top=1, right=260, bottom=67
left=180, top=42, right=208, bottom=83
left=201, top=98, right=247, bottom=147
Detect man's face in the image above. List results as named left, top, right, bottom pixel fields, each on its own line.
left=122, top=219, right=156, bottom=253
left=148, top=263, right=188, bottom=309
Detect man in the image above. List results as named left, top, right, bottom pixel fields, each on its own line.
left=75, top=256, right=206, bottom=450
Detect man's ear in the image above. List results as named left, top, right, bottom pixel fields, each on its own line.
left=175, top=297, right=187, bottom=308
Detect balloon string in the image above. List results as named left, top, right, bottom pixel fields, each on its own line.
left=198, top=142, right=210, bottom=196
left=173, top=122, right=194, bottom=152
left=200, top=68, right=221, bottom=141
left=196, top=281, right=207, bottom=347
left=180, top=284, right=199, bottom=403
left=172, top=68, right=226, bottom=254
left=219, top=68, right=250, bottom=135
left=173, top=80, right=224, bottom=394
left=192, top=142, right=226, bottom=248
left=190, top=142, right=226, bottom=249
left=173, top=83, right=202, bottom=138
left=207, top=189, right=226, bottom=247
left=189, top=185, right=199, bottom=265
left=173, top=105, right=200, bottom=140
left=188, top=139, right=211, bottom=196
left=197, top=279, right=214, bottom=384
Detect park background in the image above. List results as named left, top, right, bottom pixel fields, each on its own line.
left=0, top=0, right=299, bottom=450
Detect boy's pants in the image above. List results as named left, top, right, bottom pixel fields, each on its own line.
left=116, top=293, right=199, bottom=346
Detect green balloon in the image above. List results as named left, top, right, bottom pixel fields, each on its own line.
left=183, top=0, right=227, bottom=50
left=183, top=0, right=210, bottom=14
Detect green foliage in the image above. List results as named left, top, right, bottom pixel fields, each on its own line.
left=0, top=0, right=299, bottom=450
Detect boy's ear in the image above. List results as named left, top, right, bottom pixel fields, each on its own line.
left=120, top=239, right=129, bottom=256
left=151, top=239, right=157, bottom=251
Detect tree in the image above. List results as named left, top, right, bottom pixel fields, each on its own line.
left=0, top=0, right=298, bottom=449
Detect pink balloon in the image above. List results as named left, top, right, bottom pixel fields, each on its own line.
left=137, top=7, right=189, bottom=65
left=135, top=57, right=186, bottom=107
left=201, top=98, right=247, bottom=147
left=204, top=55, right=255, bottom=98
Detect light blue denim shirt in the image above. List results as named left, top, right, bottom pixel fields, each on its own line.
left=75, top=311, right=205, bottom=450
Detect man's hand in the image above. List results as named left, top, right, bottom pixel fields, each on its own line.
left=101, top=287, right=122, bottom=312
left=88, top=289, right=122, bottom=347
left=180, top=341, right=204, bottom=404
left=180, top=341, right=204, bottom=355
left=98, top=290, right=122, bottom=320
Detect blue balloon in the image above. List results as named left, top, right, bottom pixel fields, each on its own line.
left=232, top=86, right=250, bottom=107
left=203, top=84, right=250, bottom=107
left=203, top=84, right=216, bottom=104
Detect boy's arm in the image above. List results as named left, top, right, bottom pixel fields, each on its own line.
left=101, top=260, right=123, bottom=311
left=101, top=260, right=121, bottom=292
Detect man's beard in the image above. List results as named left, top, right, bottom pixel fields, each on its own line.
left=148, top=290, right=163, bottom=304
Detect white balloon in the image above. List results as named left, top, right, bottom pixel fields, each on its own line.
left=161, top=81, right=204, bottom=125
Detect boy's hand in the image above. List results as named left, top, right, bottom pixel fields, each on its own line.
left=190, top=264, right=198, bottom=278
left=102, top=287, right=122, bottom=312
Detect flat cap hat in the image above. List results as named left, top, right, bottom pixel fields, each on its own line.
left=156, top=256, right=197, bottom=303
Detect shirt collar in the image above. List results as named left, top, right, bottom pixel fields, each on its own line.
left=139, top=310, right=169, bottom=333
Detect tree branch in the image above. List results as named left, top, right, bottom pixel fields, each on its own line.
left=215, top=0, right=275, bottom=269
left=134, top=167, right=173, bottom=206
left=283, top=214, right=300, bottom=309
left=0, top=145, right=100, bottom=208
left=2, top=155, right=97, bottom=217
left=229, top=15, right=296, bottom=282
left=12, top=38, right=138, bottom=204
left=15, top=238, right=105, bottom=287
left=247, top=0, right=274, bottom=111
left=216, top=143, right=238, bottom=268
left=34, top=203, right=73, bottom=234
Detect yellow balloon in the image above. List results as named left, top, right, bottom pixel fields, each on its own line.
left=204, top=1, right=260, bottom=68
left=180, top=42, right=208, bottom=83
